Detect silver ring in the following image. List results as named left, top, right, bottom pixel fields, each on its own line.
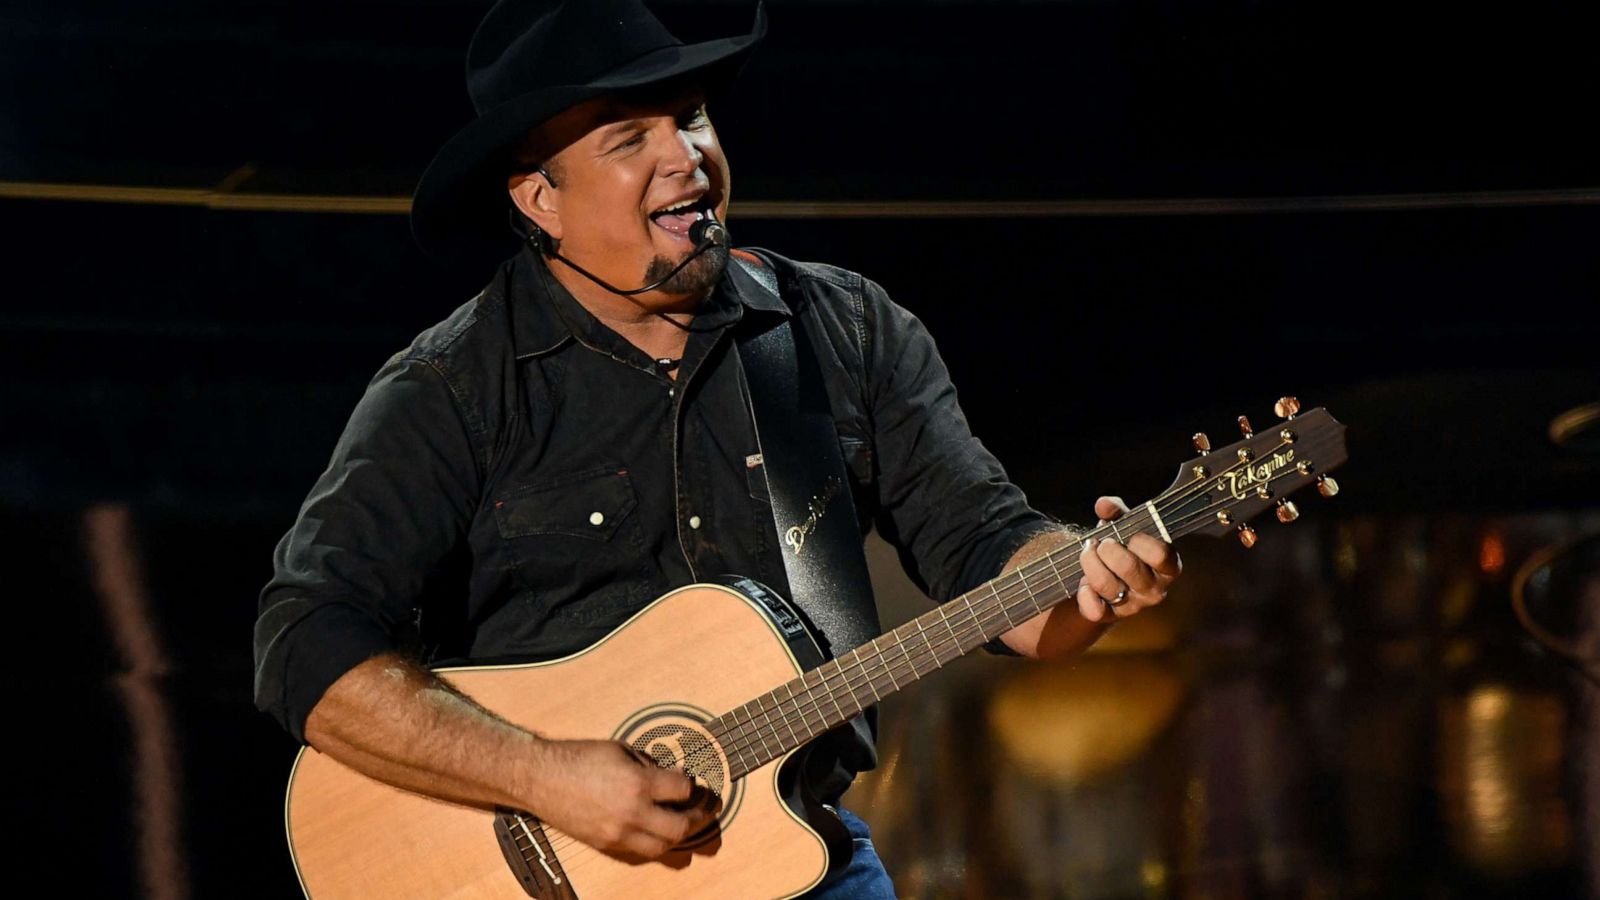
left=1105, top=587, right=1129, bottom=607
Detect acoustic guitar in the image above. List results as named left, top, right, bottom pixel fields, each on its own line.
left=283, top=400, right=1347, bottom=898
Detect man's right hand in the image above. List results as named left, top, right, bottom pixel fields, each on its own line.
left=302, top=656, right=721, bottom=864
left=527, top=739, right=720, bottom=860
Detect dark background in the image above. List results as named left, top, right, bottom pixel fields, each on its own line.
left=2, top=1, right=1596, bottom=897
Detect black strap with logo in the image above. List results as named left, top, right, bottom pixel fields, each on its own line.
left=731, top=252, right=881, bottom=781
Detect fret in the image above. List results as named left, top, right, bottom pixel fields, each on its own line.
left=774, top=685, right=804, bottom=748
left=960, top=595, right=987, bottom=649
left=724, top=706, right=751, bottom=773
left=791, top=677, right=827, bottom=740
left=936, top=607, right=961, bottom=664
left=706, top=716, right=735, bottom=773
left=753, top=700, right=784, bottom=769
left=1016, top=563, right=1047, bottom=617
left=884, top=631, right=906, bottom=690
left=814, top=665, right=849, bottom=725
left=841, top=646, right=878, bottom=707
left=911, top=618, right=937, bottom=674
left=1039, top=552, right=1069, bottom=614
left=732, top=705, right=767, bottom=773
left=736, top=702, right=769, bottom=764
left=746, top=702, right=776, bottom=762
left=992, top=582, right=1016, bottom=629
left=725, top=744, right=749, bottom=779
left=723, top=703, right=752, bottom=754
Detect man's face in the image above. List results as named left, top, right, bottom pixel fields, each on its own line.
left=519, top=82, right=731, bottom=299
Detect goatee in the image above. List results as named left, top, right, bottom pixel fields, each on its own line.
left=641, top=244, right=729, bottom=298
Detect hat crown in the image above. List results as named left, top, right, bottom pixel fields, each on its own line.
left=466, top=0, right=682, bottom=115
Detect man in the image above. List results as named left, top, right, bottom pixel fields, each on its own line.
left=253, top=1, right=1180, bottom=895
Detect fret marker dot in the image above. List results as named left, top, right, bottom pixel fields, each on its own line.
left=689, top=515, right=702, bottom=529
left=589, top=512, right=605, bottom=526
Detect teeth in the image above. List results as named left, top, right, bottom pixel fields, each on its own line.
left=656, top=196, right=702, bottom=214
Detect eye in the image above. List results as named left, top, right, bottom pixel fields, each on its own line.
left=612, top=131, right=646, bottom=153
left=680, top=106, right=710, bottom=130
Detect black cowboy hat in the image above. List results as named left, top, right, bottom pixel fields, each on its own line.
left=411, top=0, right=766, bottom=258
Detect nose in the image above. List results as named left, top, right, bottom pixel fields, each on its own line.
left=658, top=123, right=704, bottom=176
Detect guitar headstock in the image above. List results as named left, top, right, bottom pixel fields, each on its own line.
left=1157, top=398, right=1348, bottom=546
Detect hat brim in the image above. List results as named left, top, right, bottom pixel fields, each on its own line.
left=411, top=11, right=766, bottom=260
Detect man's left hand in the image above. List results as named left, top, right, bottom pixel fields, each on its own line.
left=1075, top=496, right=1181, bottom=623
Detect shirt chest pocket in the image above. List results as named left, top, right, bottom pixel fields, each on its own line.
left=489, top=464, right=656, bottom=634
left=494, top=465, right=640, bottom=542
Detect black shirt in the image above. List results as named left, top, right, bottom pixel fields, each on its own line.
left=253, top=246, right=1055, bottom=773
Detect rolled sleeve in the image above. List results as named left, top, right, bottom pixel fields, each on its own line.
left=253, top=356, right=481, bottom=743
left=861, top=279, right=1058, bottom=606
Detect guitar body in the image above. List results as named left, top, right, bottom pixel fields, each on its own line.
left=285, top=582, right=851, bottom=899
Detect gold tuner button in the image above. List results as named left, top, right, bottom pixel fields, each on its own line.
left=1238, top=524, right=1258, bottom=548
left=1297, top=460, right=1314, bottom=476
left=1217, top=510, right=1233, bottom=525
left=1192, top=432, right=1211, bottom=454
left=1276, top=499, right=1300, bottom=523
left=1316, top=475, right=1340, bottom=498
left=1274, top=396, right=1302, bottom=419
left=1238, top=447, right=1255, bottom=462
left=1237, top=416, right=1254, bottom=438
left=1256, top=484, right=1274, bottom=500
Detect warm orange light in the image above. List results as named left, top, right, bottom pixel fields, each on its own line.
left=1478, top=530, right=1506, bottom=575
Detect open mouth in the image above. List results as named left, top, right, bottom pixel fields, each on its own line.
left=648, top=194, right=717, bottom=240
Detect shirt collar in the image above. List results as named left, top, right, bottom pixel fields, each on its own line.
left=508, top=246, right=788, bottom=360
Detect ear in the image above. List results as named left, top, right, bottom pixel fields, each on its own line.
left=508, top=169, right=562, bottom=242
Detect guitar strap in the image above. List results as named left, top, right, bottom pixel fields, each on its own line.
left=731, top=251, right=881, bottom=786
left=730, top=252, right=882, bottom=665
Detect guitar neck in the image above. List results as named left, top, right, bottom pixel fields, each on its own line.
left=713, top=498, right=1195, bottom=781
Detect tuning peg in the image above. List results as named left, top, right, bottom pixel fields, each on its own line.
left=1316, top=475, right=1340, bottom=498
left=1274, top=396, right=1302, bottom=419
left=1192, top=432, right=1211, bottom=454
left=1237, top=415, right=1254, bottom=438
left=1276, top=499, right=1300, bottom=523
left=1237, top=524, right=1258, bottom=548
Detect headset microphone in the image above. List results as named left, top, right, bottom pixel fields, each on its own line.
left=530, top=209, right=732, bottom=298
left=687, top=214, right=728, bottom=250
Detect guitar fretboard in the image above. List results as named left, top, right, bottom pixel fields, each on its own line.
left=708, top=495, right=1196, bottom=780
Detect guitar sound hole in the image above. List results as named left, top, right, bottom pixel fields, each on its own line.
left=631, top=724, right=727, bottom=798
left=622, top=719, right=738, bottom=849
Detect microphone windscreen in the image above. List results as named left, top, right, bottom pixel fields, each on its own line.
left=690, top=216, right=729, bottom=247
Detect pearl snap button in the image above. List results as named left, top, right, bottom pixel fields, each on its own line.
left=688, top=516, right=702, bottom=529
left=589, top=512, right=605, bottom=526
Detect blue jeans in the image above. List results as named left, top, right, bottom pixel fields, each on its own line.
left=800, top=807, right=898, bottom=899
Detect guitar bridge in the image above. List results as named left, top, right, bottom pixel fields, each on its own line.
left=493, top=808, right=577, bottom=899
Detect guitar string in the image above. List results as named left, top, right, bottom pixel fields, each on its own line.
left=539, top=435, right=1318, bottom=862
left=711, top=437, right=1310, bottom=773
left=710, top=438, right=1305, bottom=774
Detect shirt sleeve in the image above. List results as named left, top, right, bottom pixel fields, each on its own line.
left=253, top=355, right=481, bottom=743
left=861, top=278, right=1061, bottom=610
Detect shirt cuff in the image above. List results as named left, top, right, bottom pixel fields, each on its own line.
left=255, top=601, right=396, bottom=744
